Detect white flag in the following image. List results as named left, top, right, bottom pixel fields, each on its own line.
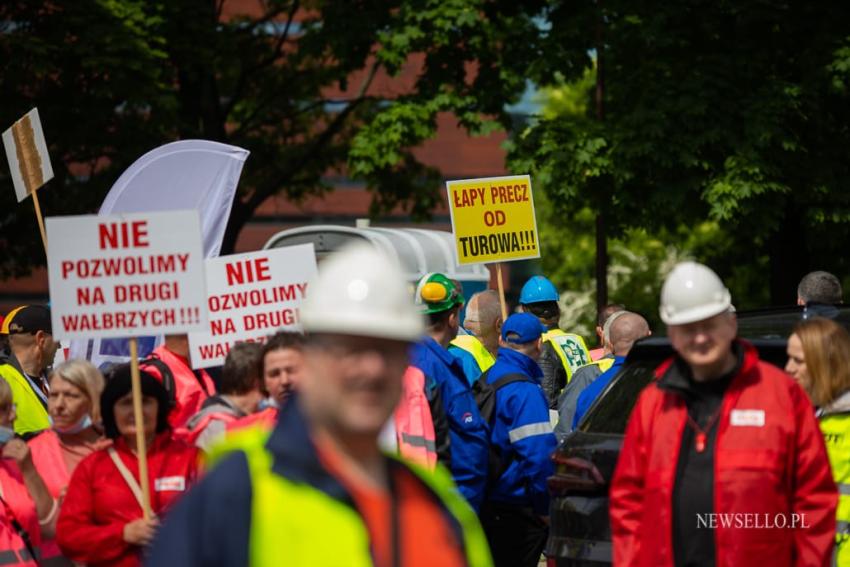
left=68, top=140, right=249, bottom=368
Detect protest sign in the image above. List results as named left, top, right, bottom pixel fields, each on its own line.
left=446, top=174, right=540, bottom=265
left=2, top=108, right=54, bottom=203
left=46, top=210, right=208, bottom=340
left=188, top=244, right=317, bottom=368
left=3, top=108, right=55, bottom=252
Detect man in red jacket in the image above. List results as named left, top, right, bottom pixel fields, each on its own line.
left=610, top=261, right=837, bottom=567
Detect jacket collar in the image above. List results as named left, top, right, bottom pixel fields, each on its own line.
left=495, top=347, right=544, bottom=379
left=264, top=396, right=355, bottom=506
left=417, top=336, right=457, bottom=364
left=819, top=389, right=850, bottom=416
left=657, top=340, right=751, bottom=397
left=265, top=396, right=468, bottom=549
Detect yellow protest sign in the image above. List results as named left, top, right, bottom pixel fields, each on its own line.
left=446, top=175, right=540, bottom=265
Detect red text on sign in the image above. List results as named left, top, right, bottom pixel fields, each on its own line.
left=489, top=184, right=528, bottom=204
left=225, top=257, right=271, bottom=286
left=453, top=186, right=487, bottom=208
left=98, top=221, right=149, bottom=249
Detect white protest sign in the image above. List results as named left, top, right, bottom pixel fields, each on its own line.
left=3, top=108, right=54, bottom=202
left=46, top=210, right=208, bottom=340
left=188, top=244, right=317, bottom=369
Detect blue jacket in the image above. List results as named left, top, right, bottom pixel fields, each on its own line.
left=410, top=337, right=489, bottom=511
left=448, top=345, right=483, bottom=386
left=572, top=356, right=626, bottom=429
left=486, top=348, right=556, bottom=515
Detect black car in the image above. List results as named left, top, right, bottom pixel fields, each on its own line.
left=544, top=305, right=841, bottom=567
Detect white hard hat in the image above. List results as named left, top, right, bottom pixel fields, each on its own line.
left=659, top=261, right=732, bottom=325
left=300, top=242, right=425, bottom=341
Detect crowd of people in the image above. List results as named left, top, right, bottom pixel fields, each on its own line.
left=0, top=245, right=847, bottom=566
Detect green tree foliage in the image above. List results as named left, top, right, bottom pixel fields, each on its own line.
left=0, top=0, right=542, bottom=277
left=511, top=1, right=850, bottom=305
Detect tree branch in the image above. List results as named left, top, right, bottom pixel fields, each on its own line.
left=223, top=1, right=299, bottom=120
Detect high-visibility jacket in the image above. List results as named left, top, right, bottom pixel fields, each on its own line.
left=449, top=335, right=496, bottom=383
left=540, top=329, right=591, bottom=382
left=818, top=392, right=850, bottom=566
left=226, top=407, right=278, bottom=434
left=28, top=429, right=107, bottom=567
left=0, top=461, right=40, bottom=567
left=143, top=346, right=216, bottom=429
left=0, top=361, right=48, bottom=437
left=145, top=401, right=494, bottom=567
left=394, top=366, right=437, bottom=469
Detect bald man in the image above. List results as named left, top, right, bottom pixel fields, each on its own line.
left=571, top=312, right=650, bottom=429
left=449, top=290, right=502, bottom=385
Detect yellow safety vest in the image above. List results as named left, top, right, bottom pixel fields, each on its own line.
left=208, top=428, right=494, bottom=567
left=579, top=357, right=616, bottom=374
left=449, top=335, right=496, bottom=374
left=541, top=329, right=591, bottom=383
left=819, top=412, right=850, bottom=566
left=0, top=364, right=48, bottom=436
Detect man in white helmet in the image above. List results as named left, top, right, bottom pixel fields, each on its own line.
left=148, top=243, right=493, bottom=567
left=610, top=261, right=836, bottom=567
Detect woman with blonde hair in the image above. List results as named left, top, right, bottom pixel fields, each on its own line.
left=28, top=359, right=108, bottom=566
left=786, top=316, right=850, bottom=565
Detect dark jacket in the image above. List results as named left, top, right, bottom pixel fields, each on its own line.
left=538, top=342, right=567, bottom=410
left=145, top=399, right=480, bottom=567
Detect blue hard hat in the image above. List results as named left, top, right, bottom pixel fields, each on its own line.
left=519, top=276, right=559, bottom=304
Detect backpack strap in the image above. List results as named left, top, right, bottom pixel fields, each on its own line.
left=490, top=372, right=534, bottom=390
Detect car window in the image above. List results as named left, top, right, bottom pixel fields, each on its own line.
left=579, top=362, right=656, bottom=435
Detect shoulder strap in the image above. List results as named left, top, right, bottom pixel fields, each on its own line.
left=108, top=447, right=146, bottom=513
left=490, top=372, right=534, bottom=390
left=0, top=491, right=37, bottom=562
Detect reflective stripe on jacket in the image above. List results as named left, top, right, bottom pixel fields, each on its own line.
left=394, top=366, right=437, bottom=469
left=819, top=395, right=850, bottom=566
left=540, top=330, right=591, bottom=383
left=485, top=348, right=556, bottom=514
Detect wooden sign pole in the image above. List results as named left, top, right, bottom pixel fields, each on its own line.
left=31, top=189, right=47, bottom=254
left=128, top=338, right=152, bottom=520
left=496, top=263, right=508, bottom=321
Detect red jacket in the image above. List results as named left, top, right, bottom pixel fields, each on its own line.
left=0, top=461, right=39, bottom=566
left=144, top=345, right=216, bottom=429
left=610, top=341, right=837, bottom=567
left=56, top=432, right=200, bottom=567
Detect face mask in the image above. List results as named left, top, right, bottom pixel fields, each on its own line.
left=50, top=414, right=93, bottom=435
left=258, top=398, right=279, bottom=411
left=0, top=426, right=15, bottom=445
